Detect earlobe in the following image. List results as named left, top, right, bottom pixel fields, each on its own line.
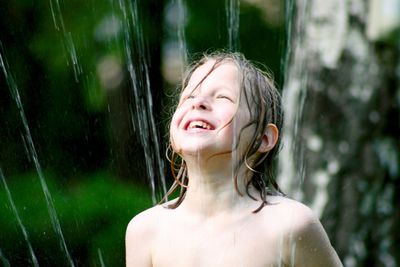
left=258, top=123, right=279, bottom=153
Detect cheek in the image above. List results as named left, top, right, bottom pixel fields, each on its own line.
left=171, top=105, right=186, bottom=128
left=170, top=134, right=179, bottom=153
left=169, top=128, right=181, bottom=155
left=169, top=111, right=183, bottom=151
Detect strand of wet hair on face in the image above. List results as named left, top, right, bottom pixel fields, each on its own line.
left=182, top=57, right=224, bottom=97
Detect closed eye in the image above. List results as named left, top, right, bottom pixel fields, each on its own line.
left=179, top=94, right=194, bottom=104
left=217, top=95, right=233, bottom=101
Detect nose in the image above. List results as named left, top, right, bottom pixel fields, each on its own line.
left=191, top=95, right=211, bottom=110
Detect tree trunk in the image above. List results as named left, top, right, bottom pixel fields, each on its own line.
left=278, top=0, right=400, bottom=266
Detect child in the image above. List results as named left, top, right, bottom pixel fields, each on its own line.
left=126, top=52, right=343, bottom=267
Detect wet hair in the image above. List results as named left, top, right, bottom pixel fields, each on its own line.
left=161, top=51, right=284, bottom=212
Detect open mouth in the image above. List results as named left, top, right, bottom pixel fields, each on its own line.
left=184, top=120, right=215, bottom=131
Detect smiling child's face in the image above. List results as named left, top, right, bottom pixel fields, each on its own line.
left=170, top=59, right=254, bottom=161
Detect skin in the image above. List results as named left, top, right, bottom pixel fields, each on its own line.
left=126, top=60, right=343, bottom=267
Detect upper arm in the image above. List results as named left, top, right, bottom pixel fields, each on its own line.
left=285, top=205, right=343, bottom=267
left=125, top=211, right=154, bottom=267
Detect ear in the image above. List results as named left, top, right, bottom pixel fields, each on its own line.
left=258, top=123, right=279, bottom=153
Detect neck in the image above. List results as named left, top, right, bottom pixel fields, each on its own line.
left=178, top=155, right=259, bottom=218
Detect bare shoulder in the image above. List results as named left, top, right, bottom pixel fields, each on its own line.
left=262, top=195, right=343, bottom=267
left=264, top=195, right=319, bottom=227
left=126, top=205, right=164, bottom=234
left=125, top=205, right=166, bottom=267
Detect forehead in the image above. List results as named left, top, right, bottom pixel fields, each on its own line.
left=186, top=59, right=240, bottom=90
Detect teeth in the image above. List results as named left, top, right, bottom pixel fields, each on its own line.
left=188, top=120, right=212, bottom=130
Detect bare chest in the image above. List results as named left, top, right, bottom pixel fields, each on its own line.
left=151, top=219, right=287, bottom=267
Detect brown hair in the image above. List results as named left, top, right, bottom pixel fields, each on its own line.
left=161, top=51, right=284, bottom=212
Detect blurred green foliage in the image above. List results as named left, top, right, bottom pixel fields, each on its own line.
left=0, top=171, right=152, bottom=266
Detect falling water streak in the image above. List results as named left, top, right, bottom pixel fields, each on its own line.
left=119, top=1, right=154, bottom=198
left=290, top=241, right=297, bottom=267
left=48, top=0, right=82, bottom=82
left=125, top=45, right=157, bottom=203
left=97, top=249, right=106, bottom=267
left=277, top=0, right=309, bottom=200
left=291, top=2, right=309, bottom=189
left=129, top=2, right=163, bottom=201
left=127, top=58, right=156, bottom=203
left=119, top=0, right=167, bottom=203
left=0, top=168, right=39, bottom=267
left=48, top=0, right=65, bottom=31
left=281, top=0, right=294, bottom=76
left=0, top=248, right=10, bottom=267
left=0, top=47, right=75, bottom=267
left=65, top=32, right=82, bottom=82
left=225, top=0, right=240, bottom=51
left=176, top=0, right=188, bottom=77
left=144, top=70, right=168, bottom=201
left=231, top=113, right=238, bottom=194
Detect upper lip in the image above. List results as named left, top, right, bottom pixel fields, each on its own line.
left=183, top=117, right=216, bottom=130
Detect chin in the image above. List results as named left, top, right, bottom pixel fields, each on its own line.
left=180, top=147, right=211, bottom=157
left=178, top=145, right=219, bottom=159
